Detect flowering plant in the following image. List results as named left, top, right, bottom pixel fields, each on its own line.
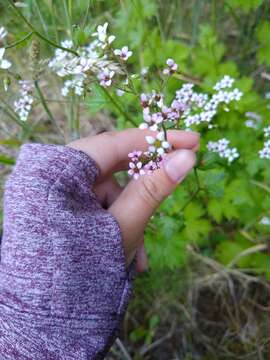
left=0, top=1, right=270, bottom=279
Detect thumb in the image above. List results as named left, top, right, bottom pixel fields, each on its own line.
left=109, top=149, right=196, bottom=265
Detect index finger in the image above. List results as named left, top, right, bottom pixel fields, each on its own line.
left=68, top=128, right=200, bottom=180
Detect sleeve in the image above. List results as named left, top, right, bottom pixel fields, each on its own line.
left=0, top=143, right=135, bottom=360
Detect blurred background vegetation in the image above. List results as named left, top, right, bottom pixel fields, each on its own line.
left=1, top=0, right=270, bottom=358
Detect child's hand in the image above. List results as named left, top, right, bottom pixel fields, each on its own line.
left=68, top=128, right=199, bottom=272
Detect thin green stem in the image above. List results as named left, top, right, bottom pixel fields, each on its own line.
left=34, top=80, right=64, bottom=139
left=67, top=90, right=80, bottom=140
left=211, top=0, right=217, bottom=32
left=162, top=123, right=167, bottom=141
left=8, top=0, right=79, bottom=56
left=5, top=32, right=33, bottom=49
left=33, top=0, right=49, bottom=35
left=83, top=1, right=92, bottom=29
left=180, top=167, right=202, bottom=212
left=100, top=86, right=137, bottom=127
left=51, top=2, right=60, bottom=43
left=63, top=0, right=73, bottom=40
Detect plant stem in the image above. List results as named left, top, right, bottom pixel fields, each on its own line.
left=100, top=86, right=137, bottom=127
left=83, top=1, right=92, bottom=29
left=180, top=167, right=202, bottom=212
left=5, top=32, right=33, bottom=49
left=67, top=90, right=80, bottom=140
left=8, top=0, right=79, bottom=56
left=34, top=80, right=64, bottom=139
left=63, top=0, right=73, bottom=41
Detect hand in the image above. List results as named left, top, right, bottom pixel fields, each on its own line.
left=68, top=128, right=199, bottom=272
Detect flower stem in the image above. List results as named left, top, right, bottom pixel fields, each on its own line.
left=34, top=80, right=64, bottom=139
left=7, top=0, right=79, bottom=56
left=100, top=86, right=137, bottom=127
left=180, top=167, right=202, bottom=212
left=5, top=32, right=33, bottom=49
left=67, top=90, right=80, bottom=141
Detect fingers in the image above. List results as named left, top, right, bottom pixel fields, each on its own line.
left=109, top=149, right=196, bottom=265
left=68, top=128, right=199, bottom=180
left=136, top=241, right=148, bottom=273
left=93, top=176, right=123, bottom=208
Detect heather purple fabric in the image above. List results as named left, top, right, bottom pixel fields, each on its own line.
left=0, top=144, right=134, bottom=359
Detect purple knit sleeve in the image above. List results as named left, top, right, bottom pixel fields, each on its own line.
left=0, top=144, right=134, bottom=360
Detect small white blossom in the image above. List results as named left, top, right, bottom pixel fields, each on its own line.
left=259, top=140, right=270, bottom=159
left=214, top=75, right=235, bottom=91
left=114, top=46, right=132, bottom=61
left=116, top=89, right=124, bottom=96
left=0, top=48, right=11, bottom=69
left=0, top=27, right=7, bottom=40
left=98, top=68, right=115, bottom=87
left=245, top=120, right=258, bottom=129
left=92, top=22, right=115, bottom=48
left=260, top=216, right=270, bottom=226
left=141, top=67, right=148, bottom=76
left=263, top=126, right=270, bottom=137
left=245, top=112, right=261, bottom=129
left=14, top=2, right=28, bottom=7
left=163, top=58, right=178, bottom=75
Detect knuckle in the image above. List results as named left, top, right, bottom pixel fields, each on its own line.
left=139, top=175, right=164, bottom=208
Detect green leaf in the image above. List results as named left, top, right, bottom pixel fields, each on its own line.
left=208, top=199, right=223, bottom=223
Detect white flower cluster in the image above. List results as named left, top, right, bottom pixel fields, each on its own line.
left=48, top=23, right=132, bottom=95
left=259, top=126, right=270, bottom=159
left=207, top=138, right=239, bottom=163
left=176, top=79, right=242, bottom=128
left=14, top=80, right=34, bottom=121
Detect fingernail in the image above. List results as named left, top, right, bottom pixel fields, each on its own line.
left=164, top=150, right=196, bottom=183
